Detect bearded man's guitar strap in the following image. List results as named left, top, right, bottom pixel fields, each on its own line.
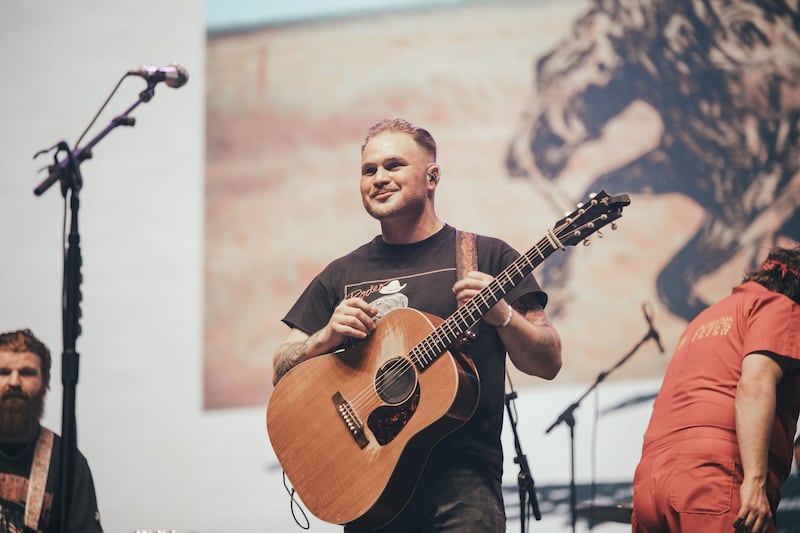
left=26, top=427, right=54, bottom=529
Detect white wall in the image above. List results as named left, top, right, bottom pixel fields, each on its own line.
left=0, top=2, right=655, bottom=531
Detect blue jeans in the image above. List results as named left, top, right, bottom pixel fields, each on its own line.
left=344, top=465, right=506, bottom=533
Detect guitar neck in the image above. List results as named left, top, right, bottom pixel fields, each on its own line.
left=411, top=232, right=563, bottom=370
left=408, top=190, right=630, bottom=370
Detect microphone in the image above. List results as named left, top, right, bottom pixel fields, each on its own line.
left=128, top=64, right=189, bottom=88
left=642, top=302, right=665, bottom=354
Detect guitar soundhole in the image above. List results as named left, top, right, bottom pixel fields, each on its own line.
left=374, top=357, right=417, bottom=405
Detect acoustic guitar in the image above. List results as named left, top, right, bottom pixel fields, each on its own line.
left=266, top=190, right=630, bottom=529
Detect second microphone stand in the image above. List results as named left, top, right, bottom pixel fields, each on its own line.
left=505, top=387, right=541, bottom=533
left=544, top=324, right=661, bottom=533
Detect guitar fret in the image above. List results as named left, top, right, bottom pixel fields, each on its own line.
left=421, top=339, right=435, bottom=364
left=452, top=309, right=468, bottom=326
left=441, top=320, right=459, bottom=342
left=475, top=292, right=490, bottom=312
left=531, top=242, right=546, bottom=260
left=510, top=261, right=525, bottom=279
left=485, top=283, right=499, bottom=302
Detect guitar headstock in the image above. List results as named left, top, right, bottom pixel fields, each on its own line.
left=553, top=190, right=631, bottom=247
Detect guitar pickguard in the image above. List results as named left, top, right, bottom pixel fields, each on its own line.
left=367, top=384, right=420, bottom=446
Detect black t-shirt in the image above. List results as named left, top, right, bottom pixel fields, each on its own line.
left=283, top=224, right=546, bottom=481
left=0, top=429, right=102, bottom=532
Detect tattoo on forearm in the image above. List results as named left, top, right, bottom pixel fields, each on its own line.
left=517, top=305, right=560, bottom=351
left=274, top=340, right=311, bottom=382
left=524, top=308, right=551, bottom=327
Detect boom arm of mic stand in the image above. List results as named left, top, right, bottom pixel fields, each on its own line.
left=543, top=328, right=657, bottom=533
left=547, top=325, right=656, bottom=435
left=34, top=84, right=154, bottom=197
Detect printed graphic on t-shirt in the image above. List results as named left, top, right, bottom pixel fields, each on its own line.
left=344, top=269, right=456, bottom=323
left=0, top=471, right=32, bottom=532
left=0, top=501, right=27, bottom=532
left=0, top=472, right=54, bottom=533
left=676, top=314, right=733, bottom=352
left=369, top=279, right=409, bottom=323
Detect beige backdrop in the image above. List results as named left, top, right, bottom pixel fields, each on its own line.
left=204, top=1, right=763, bottom=409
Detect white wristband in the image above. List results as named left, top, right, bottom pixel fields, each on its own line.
left=497, top=304, right=513, bottom=328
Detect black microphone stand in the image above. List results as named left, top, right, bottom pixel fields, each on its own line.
left=544, top=327, right=660, bottom=533
left=505, top=389, right=542, bottom=533
left=33, top=81, right=157, bottom=532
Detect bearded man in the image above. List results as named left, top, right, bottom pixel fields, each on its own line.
left=0, top=329, right=102, bottom=532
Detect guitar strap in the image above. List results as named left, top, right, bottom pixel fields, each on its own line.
left=455, top=229, right=477, bottom=282
left=26, top=427, right=54, bottom=530
left=455, top=229, right=479, bottom=340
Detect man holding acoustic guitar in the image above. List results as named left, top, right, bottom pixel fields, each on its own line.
left=269, top=118, right=563, bottom=532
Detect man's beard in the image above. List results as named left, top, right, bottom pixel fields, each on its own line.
left=0, top=389, right=45, bottom=443
left=363, top=190, right=427, bottom=222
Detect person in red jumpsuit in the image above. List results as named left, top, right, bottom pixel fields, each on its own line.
left=632, top=246, right=800, bottom=533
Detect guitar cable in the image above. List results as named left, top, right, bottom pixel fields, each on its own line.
left=282, top=470, right=310, bottom=530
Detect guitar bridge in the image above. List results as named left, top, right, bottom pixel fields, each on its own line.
left=333, top=391, right=368, bottom=449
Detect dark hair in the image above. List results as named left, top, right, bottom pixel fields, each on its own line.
left=742, top=246, right=800, bottom=305
left=0, top=329, right=52, bottom=390
left=361, top=118, right=437, bottom=160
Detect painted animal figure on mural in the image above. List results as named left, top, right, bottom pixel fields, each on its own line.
left=507, top=0, right=800, bottom=321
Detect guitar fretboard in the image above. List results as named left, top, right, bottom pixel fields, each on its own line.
left=410, top=233, right=563, bottom=370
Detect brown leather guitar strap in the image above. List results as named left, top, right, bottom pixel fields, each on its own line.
left=455, top=229, right=479, bottom=341
left=26, top=427, right=54, bottom=529
left=455, top=229, right=477, bottom=281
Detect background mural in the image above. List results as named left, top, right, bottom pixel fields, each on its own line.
left=507, top=0, right=800, bottom=322
left=204, top=0, right=800, bottom=410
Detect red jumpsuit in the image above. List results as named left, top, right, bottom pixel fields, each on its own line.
left=632, top=282, right=800, bottom=532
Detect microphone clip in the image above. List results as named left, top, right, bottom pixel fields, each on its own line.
left=642, top=302, right=666, bottom=354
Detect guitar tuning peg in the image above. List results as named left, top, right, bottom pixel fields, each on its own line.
left=611, top=222, right=618, bottom=230
left=597, top=230, right=604, bottom=238
left=583, top=239, right=591, bottom=246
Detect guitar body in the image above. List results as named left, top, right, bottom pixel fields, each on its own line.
left=266, top=190, right=631, bottom=528
left=266, top=308, right=480, bottom=529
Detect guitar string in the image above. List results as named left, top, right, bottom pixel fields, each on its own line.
left=343, top=236, right=555, bottom=415
left=341, top=258, right=532, bottom=415
left=341, top=293, right=496, bottom=413
left=343, top=209, right=604, bottom=414
left=342, top=214, right=591, bottom=416
left=346, top=237, right=552, bottom=415
left=342, top=209, right=605, bottom=418
left=344, top=206, right=612, bottom=420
